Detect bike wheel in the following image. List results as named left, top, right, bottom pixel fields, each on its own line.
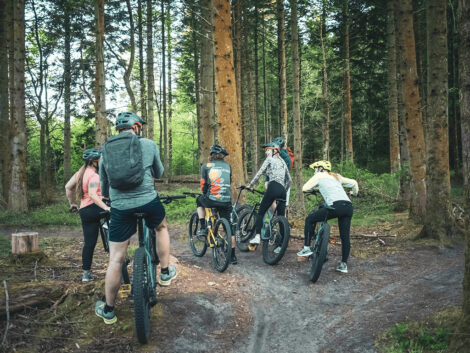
left=212, top=218, right=232, bottom=272
left=189, top=211, right=207, bottom=257
left=133, top=247, right=151, bottom=344
left=236, top=203, right=252, bottom=215
left=262, top=216, right=290, bottom=265
left=236, top=210, right=257, bottom=252
left=100, top=224, right=109, bottom=253
left=309, top=223, right=330, bottom=283
left=121, top=259, right=130, bottom=284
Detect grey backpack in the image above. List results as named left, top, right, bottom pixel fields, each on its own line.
left=102, top=133, right=144, bottom=190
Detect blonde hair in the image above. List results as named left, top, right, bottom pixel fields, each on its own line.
left=327, top=171, right=341, bottom=181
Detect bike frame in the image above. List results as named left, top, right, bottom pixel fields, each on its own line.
left=136, top=216, right=157, bottom=295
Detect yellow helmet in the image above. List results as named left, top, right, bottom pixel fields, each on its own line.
left=309, top=160, right=332, bottom=171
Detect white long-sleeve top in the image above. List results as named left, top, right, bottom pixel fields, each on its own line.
left=302, top=171, right=358, bottom=206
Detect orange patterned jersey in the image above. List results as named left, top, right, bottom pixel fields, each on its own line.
left=200, top=160, right=232, bottom=203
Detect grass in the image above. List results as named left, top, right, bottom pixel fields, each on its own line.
left=0, top=234, right=11, bottom=258
left=376, top=308, right=461, bottom=353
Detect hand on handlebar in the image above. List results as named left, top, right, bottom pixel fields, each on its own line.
left=69, top=204, right=79, bottom=213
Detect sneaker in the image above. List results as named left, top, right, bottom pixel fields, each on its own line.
left=273, top=246, right=282, bottom=254
left=196, top=228, right=208, bottom=240
left=158, top=265, right=177, bottom=286
left=297, top=246, right=313, bottom=257
left=336, top=262, right=348, bottom=273
left=82, top=271, right=94, bottom=282
left=249, top=234, right=261, bottom=245
left=95, top=300, right=117, bottom=324
left=231, top=253, right=238, bottom=265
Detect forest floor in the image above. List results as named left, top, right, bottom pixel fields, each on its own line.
left=0, top=214, right=464, bottom=353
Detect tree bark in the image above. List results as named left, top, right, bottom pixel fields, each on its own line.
left=0, top=0, right=10, bottom=203
left=146, top=0, right=154, bottom=140
left=290, top=0, right=304, bottom=215
left=138, top=0, right=146, bottom=122
left=320, top=0, right=330, bottom=161
left=343, top=0, right=353, bottom=163
left=9, top=0, right=27, bottom=212
left=213, top=0, right=245, bottom=192
left=191, top=1, right=201, bottom=165
left=94, top=0, right=107, bottom=146
left=167, top=0, right=173, bottom=179
left=124, top=0, right=137, bottom=113
left=162, top=0, right=168, bottom=178
left=199, top=0, right=215, bottom=164
left=277, top=0, right=288, bottom=142
left=63, top=4, right=71, bottom=184
left=395, top=0, right=427, bottom=219
left=387, top=0, right=400, bottom=173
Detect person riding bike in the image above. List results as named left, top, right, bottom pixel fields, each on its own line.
left=248, top=141, right=292, bottom=246
left=196, top=144, right=237, bottom=264
left=95, top=112, right=176, bottom=324
left=65, top=148, right=110, bottom=283
left=299, top=160, right=358, bottom=274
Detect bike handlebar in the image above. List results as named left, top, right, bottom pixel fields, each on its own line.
left=183, top=192, right=201, bottom=198
left=160, top=195, right=187, bottom=204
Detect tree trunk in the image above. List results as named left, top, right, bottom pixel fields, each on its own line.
left=9, top=0, right=27, bottom=212
left=138, top=0, right=146, bottom=122
left=199, top=0, right=215, bottom=164
left=191, top=1, right=201, bottom=165
left=0, top=0, right=10, bottom=203
left=450, top=0, right=470, bottom=348
left=320, top=0, right=330, bottom=161
left=63, top=4, right=72, bottom=184
left=11, top=232, right=38, bottom=254
left=213, top=0, right=245, bottom=192
left=395, top=0, right=427, bottom=219
left=94, top=0, right=107, bottom=146
left=146, top=0, right=154, bottom=140
left=124, top=0, right=137, bottom=113
left=167, top=0, right=173, bottom=179
left=254, top=3, right=260, bottom=166
left=262, top=9, right=269, bottom=143
left=162, top=0, right=168, bottom=178
left=277, top=0, right=288, bottom=142
left=233, top=0, right=243, bottom=161
left=290, top=0, right=304, bottom=216
left=419, top=0, right=456, bottom=239
left=387, top=0, right=400, bottom=173
left=343, top=0, right=353, bottom=163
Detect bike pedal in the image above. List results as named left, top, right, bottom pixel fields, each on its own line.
left=118, top=284, right=132, bottom=299
left=248, top=244, right=258, bottom=251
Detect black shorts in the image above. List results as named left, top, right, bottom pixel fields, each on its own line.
left=196, top=194, right=231, bottom=220
left=109, top=196, right=166, bottom=242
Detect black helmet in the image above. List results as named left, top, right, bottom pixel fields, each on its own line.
left=272, top=136, right=286, bottom=148
left=115, top=112, right=146, bottom=131
left=262, top=141, right=280, bottom=152
left=210, top=144, right=228, bottom=156
left=82, top=148, right=101, bottom=161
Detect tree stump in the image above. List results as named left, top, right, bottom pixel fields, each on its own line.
left=11, top=232, right=39, bottom=254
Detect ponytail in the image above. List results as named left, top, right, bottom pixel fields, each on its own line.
left=75, top=161, right=91, bottom=200
left=327, top=171, right=341, bottom=181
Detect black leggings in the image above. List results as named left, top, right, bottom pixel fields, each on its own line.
left=255, top=181, right=286, bottom=234
left=304, top=201, right=353, bottom=263
left=78, top=203, right=102, bottom=271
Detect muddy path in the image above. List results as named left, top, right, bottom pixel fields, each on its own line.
left=0, top=224, right=464, bottom=353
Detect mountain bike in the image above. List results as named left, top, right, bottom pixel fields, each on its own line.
left=132, top=194, right=186, bottom=344
left=304, top=190, right=332, bottom=283
left=229, top=186, right=252, bottom=247
left=185, top=192, right=232, bottom=273
left=236, top=188, right=290, bottom=265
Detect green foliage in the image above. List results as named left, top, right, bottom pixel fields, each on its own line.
left=0, top=235, right=11, bottom=258
left=160, top=187, right=201, bottom=224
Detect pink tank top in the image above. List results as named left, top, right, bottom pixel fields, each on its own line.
left=74, top=167, right=103, bottom=209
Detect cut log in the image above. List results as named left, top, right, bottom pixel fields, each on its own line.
left=11, top=232, right=39, bottom=254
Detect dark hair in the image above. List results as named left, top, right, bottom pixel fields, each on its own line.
left=209, top=153, right=226, bottom=161
left=75, top=160, right=98, bottom=200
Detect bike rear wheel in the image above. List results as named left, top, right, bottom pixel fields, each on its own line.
left=100, top=223, right=109, bottom=253
left=236, top=209, right=257, bottom=252
left=212, top=218, right=232, bottom=272
left=189, top=211, right=207, bottom=257
left=133, top=247, right=151, bottom=344
left=309, top=223, right=330, bottom=283
left=262, top=215, right=290, bottom=265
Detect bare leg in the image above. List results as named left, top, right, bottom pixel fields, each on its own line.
left=197, top=207, right=205, bottom=219
left=155, top=218, right=170, bottom=269
left=105, top=241, right=128, bottom=307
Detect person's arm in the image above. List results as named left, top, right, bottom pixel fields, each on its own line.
left=338, top=175, right=359, bottom=196
left=302, top=173, right=320, bottom=192
left=65, top=174, right=78, bottom=210
left=248, top=158, right=270, bottom=189
left=200, top=165, right=209, bottom=194
left=88, top=175, right=110, bottom=211
left=99, top=159, right=110, bottom=199
left=151, top=143, right=165, bottom=179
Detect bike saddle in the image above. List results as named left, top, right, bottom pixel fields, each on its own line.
left=134, top=212, right=148, bottom=218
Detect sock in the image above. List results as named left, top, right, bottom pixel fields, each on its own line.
left=199, top=219, right=206, bottom=228
left=104, top=304, right=114, bottom=313
left=231, top=248, right=236, bottom=256
left=161, top=267, right=169, bottom=275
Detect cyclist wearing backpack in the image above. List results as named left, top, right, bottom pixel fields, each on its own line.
left=299, top=160, right=358, bottom=274
left=196, top=144, right=237, bottom=264
left=95, top=112, right=175, bottom=324
left=248, top=141, right=292, bottom=245
left=65, top=148, right=110, bottom=283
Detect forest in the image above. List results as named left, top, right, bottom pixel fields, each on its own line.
left=1, top=0, right=470, bottom=351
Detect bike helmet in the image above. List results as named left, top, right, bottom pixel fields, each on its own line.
left=262, top=141, right=280, bottom=152
left=210, top=144, right=229, bottom=156
left=272, top=136, right=286, bottom=148
left=115, top=112, right=146, bottom=131
left=82, top=148, right=101, bottom=161
left=309, top=160, right=332, bottom=171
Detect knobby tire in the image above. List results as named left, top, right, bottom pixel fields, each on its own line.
left=262, top=215, right=290, bottom=265
left=133, top=247, right=151, bottom=344
left=189, top=211, right=207, bottom=257
left=212, top=218, right=232, bottom=272
left=236, top=209, right=257, bottom=252
left=309, top=223, right=330, bottom=283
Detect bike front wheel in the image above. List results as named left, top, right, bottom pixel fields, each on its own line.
left=309, top=223, right=330, bottom=283
left=212, top=218, right=232, bottom=272
left=133, top=247, right=151, bottom=344
left=189, top=211, right=207, bottom=257
left=262, top=215, right=290, bottom=265
left=236, top=209, right=257, bottom=252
